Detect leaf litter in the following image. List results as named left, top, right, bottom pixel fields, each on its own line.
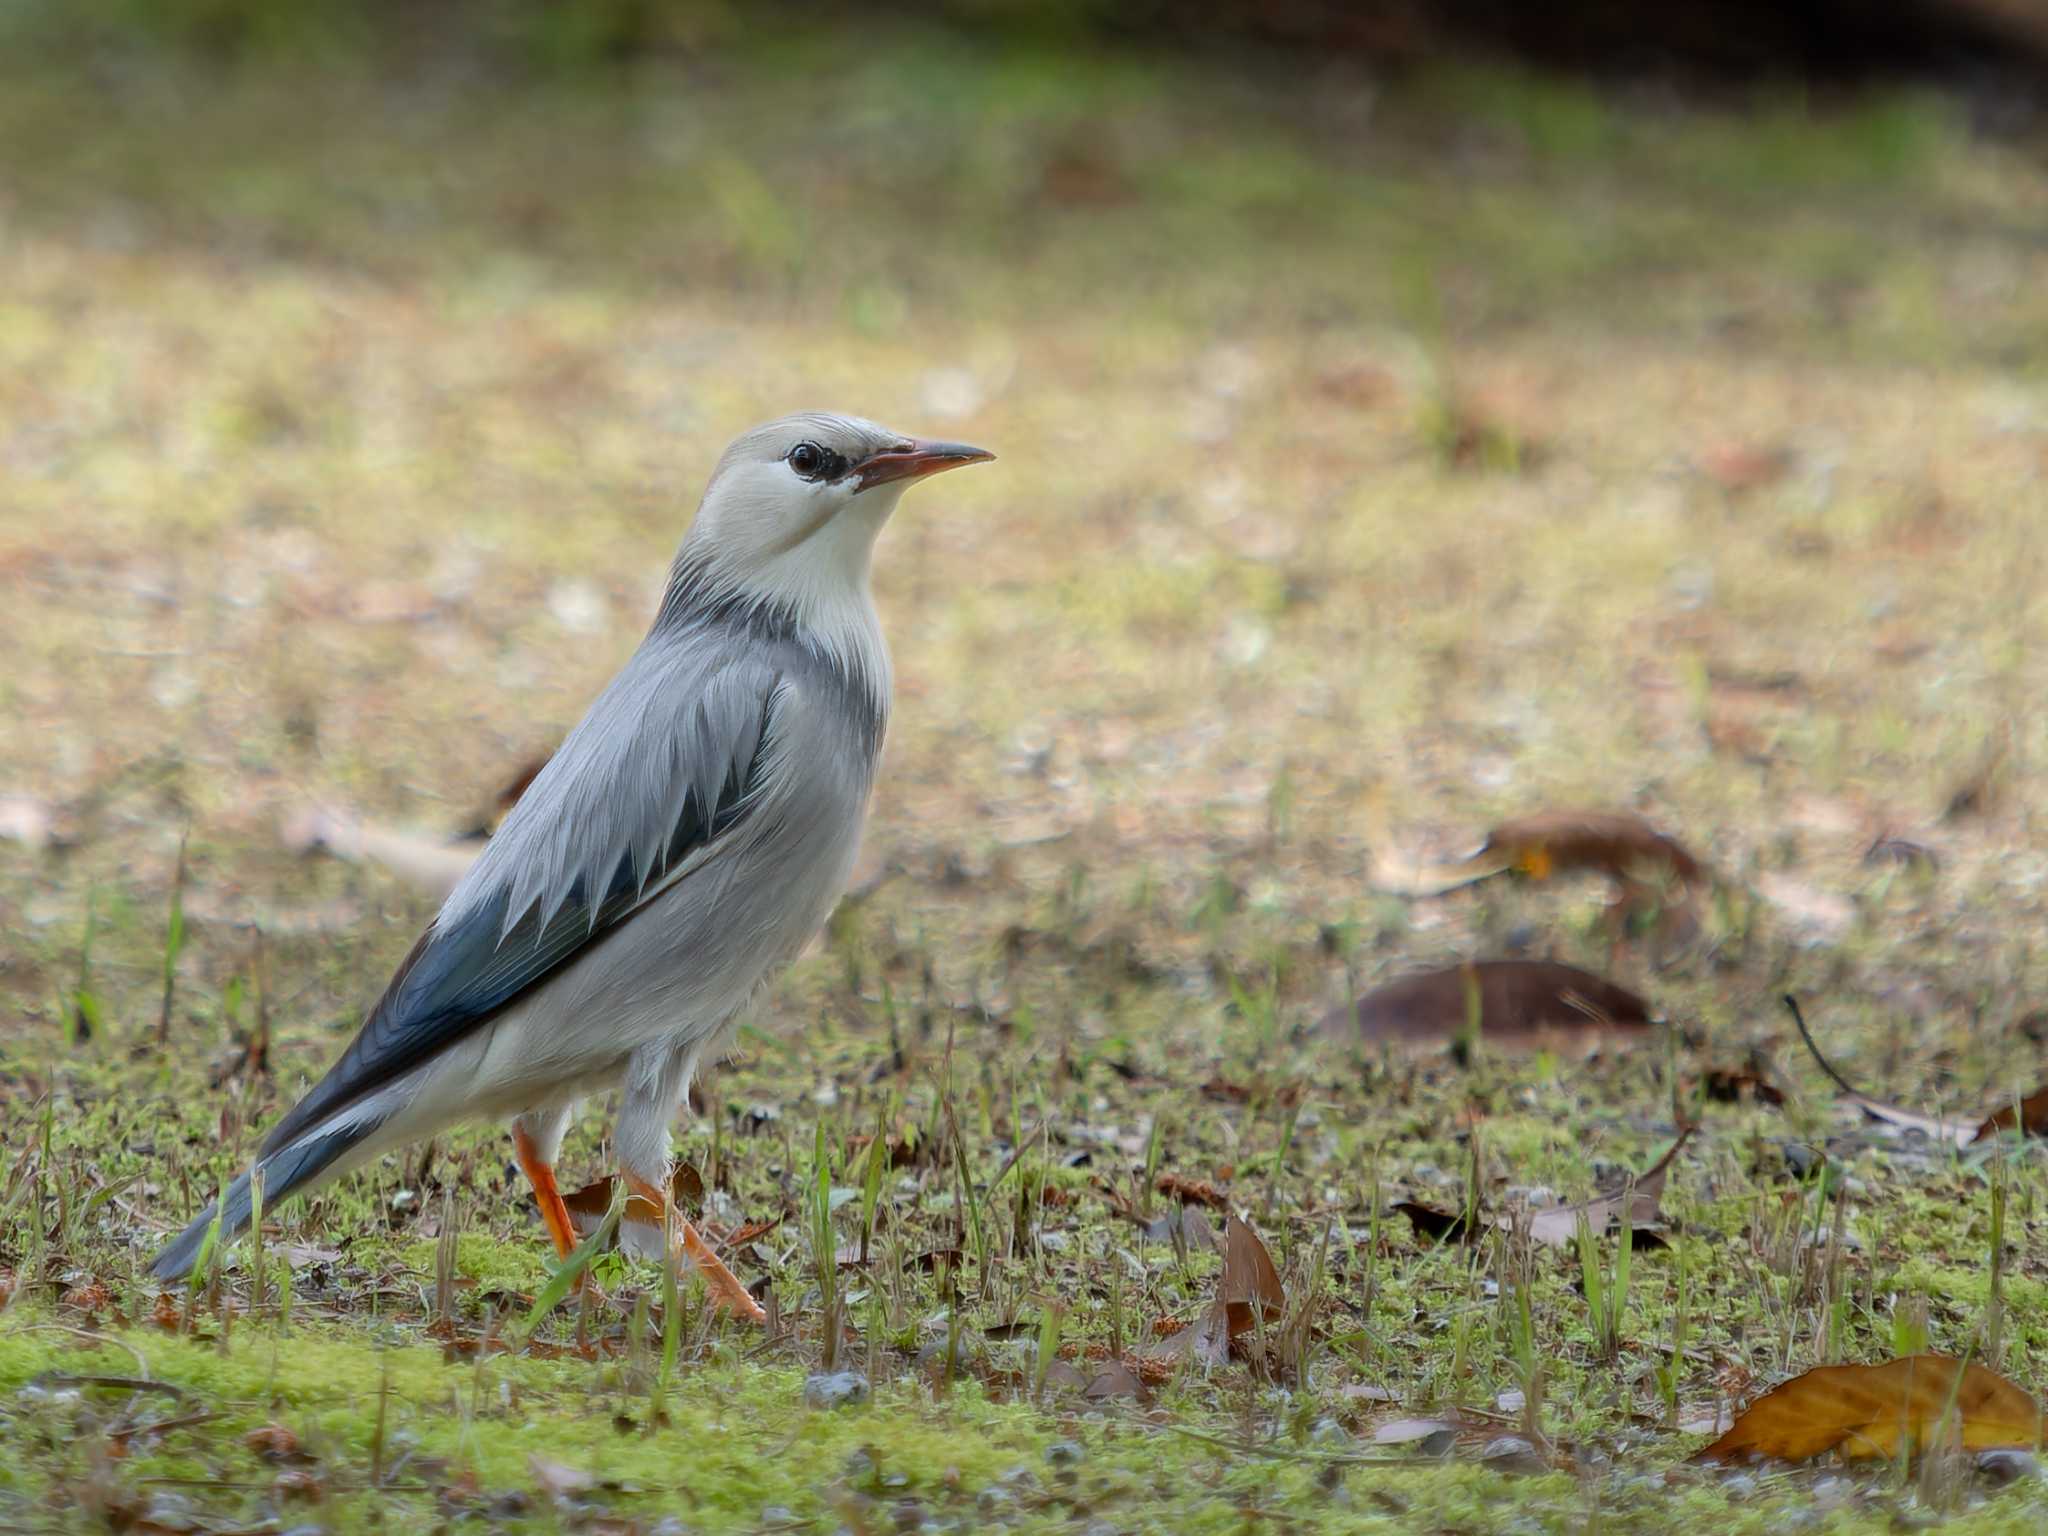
left=1394, top=1129, right=1694, bottom=1251
left=1330, top=959, right=1656, bottom=1053
left=1699, top=1356, right=2044, bottom=1464
left=1786, top=996, right=2045, bottom=1146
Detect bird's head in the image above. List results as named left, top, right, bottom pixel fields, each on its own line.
left=672, top=413, right=992, bottom=631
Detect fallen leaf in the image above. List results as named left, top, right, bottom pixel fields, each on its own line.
left=1525, top=1128, right=1693, bottom=1250
left=724, top=1214, right=783, bottom=1247
left=1217, top=1213, right=1285, bottom=1336
left=563, top=1164, right=705, bottom=1243
left=1149, top=1214, right=1287, bottom=1370
left=1154, top=1172, right=1230, bottom=1210
left=1785, top=997, right=1976, bottom=1147
left=1333, top=960, right=1655, bottom=1052
left=1974, top=1087, right=2048, bottom=1143
left=1698, top=439, right=1796, bottom=494
left=60, top=1278, right=111, bottom=1313
left=1083, top=1360, right=1147, bottom=1401
left=1464, top=810, right=1703, bottom=888
left=273, top=1467, right=324, bottom=1502
left=244, top=1424, right=305, bottom=1463
left=1697, top=1355, right=2043, bottom=1463
left=278, top=806, right=479, bottom=898
left=1700, top=1067, right=1786, bottom=1107
left=562, top=1166, right=711, bottom=1260
left=1394, top=1131, right=1691, bottom=1251
left=1392, top=1201, right=1476, bottom=1243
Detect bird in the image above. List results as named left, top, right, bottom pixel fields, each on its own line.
left=151, top=413, right=994, bottom=1319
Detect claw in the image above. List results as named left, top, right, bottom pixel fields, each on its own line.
left=625, top=1173, right=766, bottom=1324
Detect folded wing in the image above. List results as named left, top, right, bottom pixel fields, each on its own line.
left=259, top=641, right=786, bottom=1157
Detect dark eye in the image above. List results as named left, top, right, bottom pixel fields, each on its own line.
left=787, top=441, right=830, bottom=480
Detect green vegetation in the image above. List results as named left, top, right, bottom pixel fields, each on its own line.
left=3, top=22, right=2047, bottom=1534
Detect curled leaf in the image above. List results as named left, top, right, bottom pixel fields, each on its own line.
left=1697, top=1355, right=2042, bottom=1464
left=1466, top=810, right=1703, bottom=887
left=1525, top=1128, right=1692, bottom=1250
left=1784, top=997, right=1976, bottom=1147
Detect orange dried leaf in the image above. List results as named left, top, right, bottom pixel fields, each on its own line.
left=1154, top=1173, right=1230, bottom=1210
left=563, top=1164, right=705, bottom=1238
left=1697, top=1355, right=2043, bottom=1464
left=245, top=1423, right=305, bottom=1462
left=1474, top=809, right=1703, bottom=887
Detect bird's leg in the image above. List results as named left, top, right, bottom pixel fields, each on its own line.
left=624, top=1170, right=766, bottom=1324
left=513, top=1122, right=579, bottom=1260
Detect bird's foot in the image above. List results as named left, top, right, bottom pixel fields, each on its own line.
left=622, top=1171, right=765, bottom=1324
left=675, top=1215, right=766, bottom=1324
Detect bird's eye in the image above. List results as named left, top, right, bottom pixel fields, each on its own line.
left=787, top=441, right=829, bottom=480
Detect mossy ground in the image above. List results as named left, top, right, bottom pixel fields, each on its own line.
left=3, top=22, right=2048, bottom=1534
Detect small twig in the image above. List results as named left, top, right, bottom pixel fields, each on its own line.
left=1782, top=995, right=1866, bottom=1098
left=115, top=1410, right=217, bottom=1437
left=6, top=1325, right=153, bottom=1379
left=34, top=1373, right=182, bottom=1399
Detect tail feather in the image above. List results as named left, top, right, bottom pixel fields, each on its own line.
left=149, top=1121, right=378, bottom=1281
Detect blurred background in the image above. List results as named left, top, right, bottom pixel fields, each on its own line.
left=2, top=0, right=2046, bottom=1088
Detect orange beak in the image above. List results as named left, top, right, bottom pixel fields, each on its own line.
left=853, top=438, right=995, bottom=492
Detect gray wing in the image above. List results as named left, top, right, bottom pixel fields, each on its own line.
left=259, top=635, right=786, bottom=1156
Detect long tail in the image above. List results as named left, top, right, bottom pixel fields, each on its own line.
left=149, top=1119, right=380, bottom=1281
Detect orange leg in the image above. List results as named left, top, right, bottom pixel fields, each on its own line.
left=512, top=1123, right=580, bottom=1261
left=625, top=1172, right=766, bottom=1324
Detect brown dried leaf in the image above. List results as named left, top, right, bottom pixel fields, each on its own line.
left=1392, top=1201, right=1476, bottom=1244
left=1083, top=1360, right=1147, bottom=1401
left=1335, top=960, right=1655, bottom=1052
left=1469, top=810, right=1704, bottom=887
left=1219, top=1213, right=1285, bottom=1338
left=1525, top=1129, right=1693, bottom=1250
left=244, top=1423, right=306, bottom=1463
left=1697, top=1355, right=2043, bottom=1464
left=1698, top=439, right=1796, bottom=494
left=563, top=1164, right=706, bottom=1244
left=1785, top=997, right=1977, bottom=1147
left=1395, top=1132, right=1690, bottom=1251
left=1154, top=1172, right=1230, bottom=1210
left=1700, top=1067, right=1786, bottom=1107
left=1974, top=1087, right=2048, bottom=1143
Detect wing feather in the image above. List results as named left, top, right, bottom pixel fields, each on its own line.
left=260, top=642, right=785, bottom=1156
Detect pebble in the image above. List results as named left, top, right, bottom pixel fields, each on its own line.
left=1480, top=1435, right=1546, bottom=1474
left=804, top=1371, right=870, bottom=1410
left=1045, top=1439, right=1085, bottom=1468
